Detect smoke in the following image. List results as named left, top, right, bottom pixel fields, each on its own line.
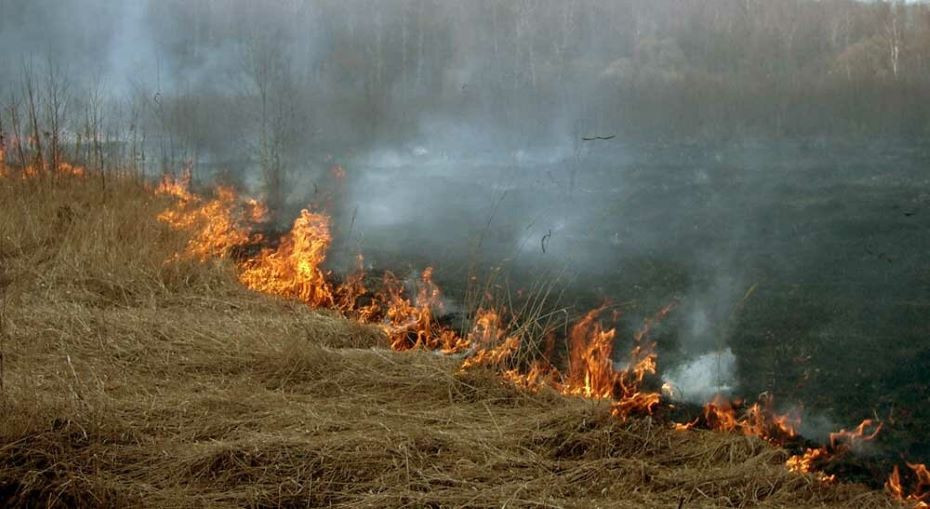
left=663, top=348, right=737, bottom=404
left=107, top=1, right=161, bottom=97
left=662, top=275, right=747, bottom=402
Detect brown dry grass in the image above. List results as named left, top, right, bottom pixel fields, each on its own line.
left=0, top=172, right=901, bottom=508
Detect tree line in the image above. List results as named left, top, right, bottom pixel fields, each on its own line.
left=2, top=0, right=930, bottom=205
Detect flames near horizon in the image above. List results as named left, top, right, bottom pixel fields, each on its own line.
left=3, top=162, right=924, bottom=506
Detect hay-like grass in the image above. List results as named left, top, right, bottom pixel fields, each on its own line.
left=0, top=172, right=901, bottom=508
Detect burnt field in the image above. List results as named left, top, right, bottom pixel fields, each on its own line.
left=332, top=138, right=930, bottom=467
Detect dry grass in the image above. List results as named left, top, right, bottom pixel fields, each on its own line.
left=0, top=172, right=901, bottom=508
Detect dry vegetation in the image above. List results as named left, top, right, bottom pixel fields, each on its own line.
left=0, top=172, right=901, bottom=508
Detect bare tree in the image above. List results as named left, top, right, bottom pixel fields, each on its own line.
left=43, top=56, right=70, bottom=173
left=6, top=93, right=27, bottom=170
left=22, top=62, right=43, bottom=173
left=83, top=77, right=106, bottom=173
left=242, top=33, right=302, bottom=217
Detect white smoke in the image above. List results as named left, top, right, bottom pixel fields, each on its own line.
left=662, top=348, right=737, bottom=404
left=108, top=0, right=161, bottom=97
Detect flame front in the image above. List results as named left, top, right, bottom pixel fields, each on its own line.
left=0, top=157, right=87, bottom=179
left=16, top=161, right=930, bottom=505
left=147, top=166, right=927, bottom=501
left=155, top=176, right=668, bottom=417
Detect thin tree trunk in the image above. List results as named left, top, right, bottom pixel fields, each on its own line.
left=24, top=67, right=44, bottom=173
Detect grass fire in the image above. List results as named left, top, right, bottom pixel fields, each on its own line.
left=0, top=160, right=921, bottom=507
left=3, top=1, right=930, bottom=507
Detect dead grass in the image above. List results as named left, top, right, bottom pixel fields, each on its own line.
left=0, top=172, right=902, bottom=508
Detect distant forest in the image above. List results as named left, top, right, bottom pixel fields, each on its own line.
left=2, top=0, right=930, bottom=178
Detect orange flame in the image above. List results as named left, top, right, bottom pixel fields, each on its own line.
left=828, top=418, right=883, bottom=450
left=157, top=184, right=258, bottom=260
left=461, top=309, right=521, bottom=370
left=57, top=162, right=86, bottom=177
left=502, top=360, right=556, bottom=391
left=786, top=448, right=836, bottom=482
left=462, top=336, right=521, bottom=370
left=381, top=270, right=435, bottom=350
left=555, top=306, right=663, bottom=419
left=702, top=393, right=799, bottom=442
left=887, top=463, right=930, bottom=508
left=156, top=170, right=194, bottom=201
left=378, top=268, right=468, bottom=352
left=563, top=307, right=617, bottom=399
left=238, top=209, right=335, bottom=308
left=0, top=157, right=86, bottom=179
left=154, top=171, right=338, bottom=306
left=784, top=418, right=882, bottom=482
left=459, top=304, right=665, bottom=421
left=335, top=254, right=372, bottom=318
left=672, top=418, right=699, bottom=431
left=245, top=198, right=269, bottom=224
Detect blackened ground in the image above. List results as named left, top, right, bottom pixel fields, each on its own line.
left=328, top=138, right=930, bottom=468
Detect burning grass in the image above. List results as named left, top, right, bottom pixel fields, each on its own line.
left=0, top=167, right=911, bottom=507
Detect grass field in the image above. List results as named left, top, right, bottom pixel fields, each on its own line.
left=0, top=170, right=904, bottom=507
